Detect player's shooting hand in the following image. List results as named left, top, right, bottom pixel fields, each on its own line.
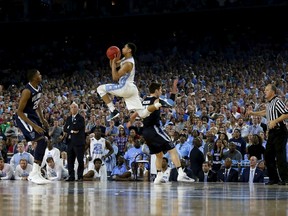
left=115, top=51, right=121, bottom=60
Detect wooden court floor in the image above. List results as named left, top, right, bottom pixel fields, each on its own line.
left=0, top=181, right=287, bottom=216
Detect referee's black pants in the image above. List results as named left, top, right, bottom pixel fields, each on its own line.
left=265, top=128, right=288, bottom=183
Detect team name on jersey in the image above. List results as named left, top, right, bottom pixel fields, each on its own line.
left=32, top=93, right=41, bottom=102
left=32, top=93, right=41, bottom=109
left=142, top=101, right=151, bottom=105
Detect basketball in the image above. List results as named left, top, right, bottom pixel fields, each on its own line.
left=106, top=46, right=120, bottom=60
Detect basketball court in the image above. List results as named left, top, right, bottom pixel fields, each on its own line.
left=0, top=181, right=287, bottom=216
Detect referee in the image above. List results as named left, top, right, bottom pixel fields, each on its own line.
left=248, top=84, right=288, bottom=185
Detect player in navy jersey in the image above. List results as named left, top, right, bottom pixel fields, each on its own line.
left=128, top=79, right=195, bottom=183
left=15, top=69, right=51, bottom=184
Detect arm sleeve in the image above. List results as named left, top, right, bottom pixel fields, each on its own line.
left=170, top=93, right=176, bottom=102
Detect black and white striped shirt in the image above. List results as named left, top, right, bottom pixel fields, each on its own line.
left=266, top=96, right=288, bottom=127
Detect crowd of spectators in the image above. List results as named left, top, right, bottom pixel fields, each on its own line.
left=0, top=14, right=288, bottom=182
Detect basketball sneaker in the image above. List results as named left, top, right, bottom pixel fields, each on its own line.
left=154, top=172, right=165, bottom=184
left=159, top=98, right=174, bottom=107
left=28, top=171, right=51, bottom=184
left=177, top=172, right=195, bottom=182
left=107, top=110, right=120, bottom=121
left=28, top=163, right=51, bottom=184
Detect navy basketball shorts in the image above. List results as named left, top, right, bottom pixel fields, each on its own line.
left=15, top=114, right=43, bottom=141
left=142, top=125, right=174, bottom=154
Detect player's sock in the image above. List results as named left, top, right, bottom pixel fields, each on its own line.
left=107, top=102, right=115, bottom=112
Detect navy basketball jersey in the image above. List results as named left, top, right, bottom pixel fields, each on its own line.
left=15, top=82, right=43, bottom=141
left=142, top=96, right=160, bottom=127
left=23, top=83, right=43, bottom=119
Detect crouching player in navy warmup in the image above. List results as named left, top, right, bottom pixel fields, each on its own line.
left=128, top=79, right=195, bottom=183
left=15, top=69, right=51, bottom=184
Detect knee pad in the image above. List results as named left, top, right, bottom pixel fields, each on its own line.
left=97, top=85, right=106, bottom=97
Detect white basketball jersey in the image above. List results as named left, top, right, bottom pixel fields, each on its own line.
left=119, top=57, right=135, bottom=85
left=90, top=137, right=106, bottom=161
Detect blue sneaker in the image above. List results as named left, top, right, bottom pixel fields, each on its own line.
left=159, top=98, right=174, bottom=107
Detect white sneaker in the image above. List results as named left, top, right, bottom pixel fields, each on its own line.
left=39, top=173, right=52, bottom=183
left=177, top=173, right=195, bottom=182
left=28, top=171, right=51, bottom=184
left=154, top=172, right=164, bottom=184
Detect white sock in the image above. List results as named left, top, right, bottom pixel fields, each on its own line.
left=32, top=163, right=40, bottom=173
left=107, top=102, right=115, bottom=112
left=177, top=167, right=184, bottom=175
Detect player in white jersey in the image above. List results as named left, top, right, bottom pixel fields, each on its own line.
left=88, top=126, right=114, bottom=172
left=97, top=42, right=173, bottom=121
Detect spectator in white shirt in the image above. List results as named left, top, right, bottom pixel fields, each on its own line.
left=0, top=157, right=14, bottom=180
left=83, top=158, right=107, bottom=182
left=14, top=158, right=33, bottom=180
left=161, top=157, right=171, bottom=183
left=46, top=157, right=69, bottom=181
left=10, top=142, right=34, bottom=171
left=41, top=140, right=61, bottom=168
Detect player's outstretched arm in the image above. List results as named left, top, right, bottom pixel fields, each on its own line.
left=127, top=112, right=139, bottom=128
left=170, top=78, right=178, bottom=101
